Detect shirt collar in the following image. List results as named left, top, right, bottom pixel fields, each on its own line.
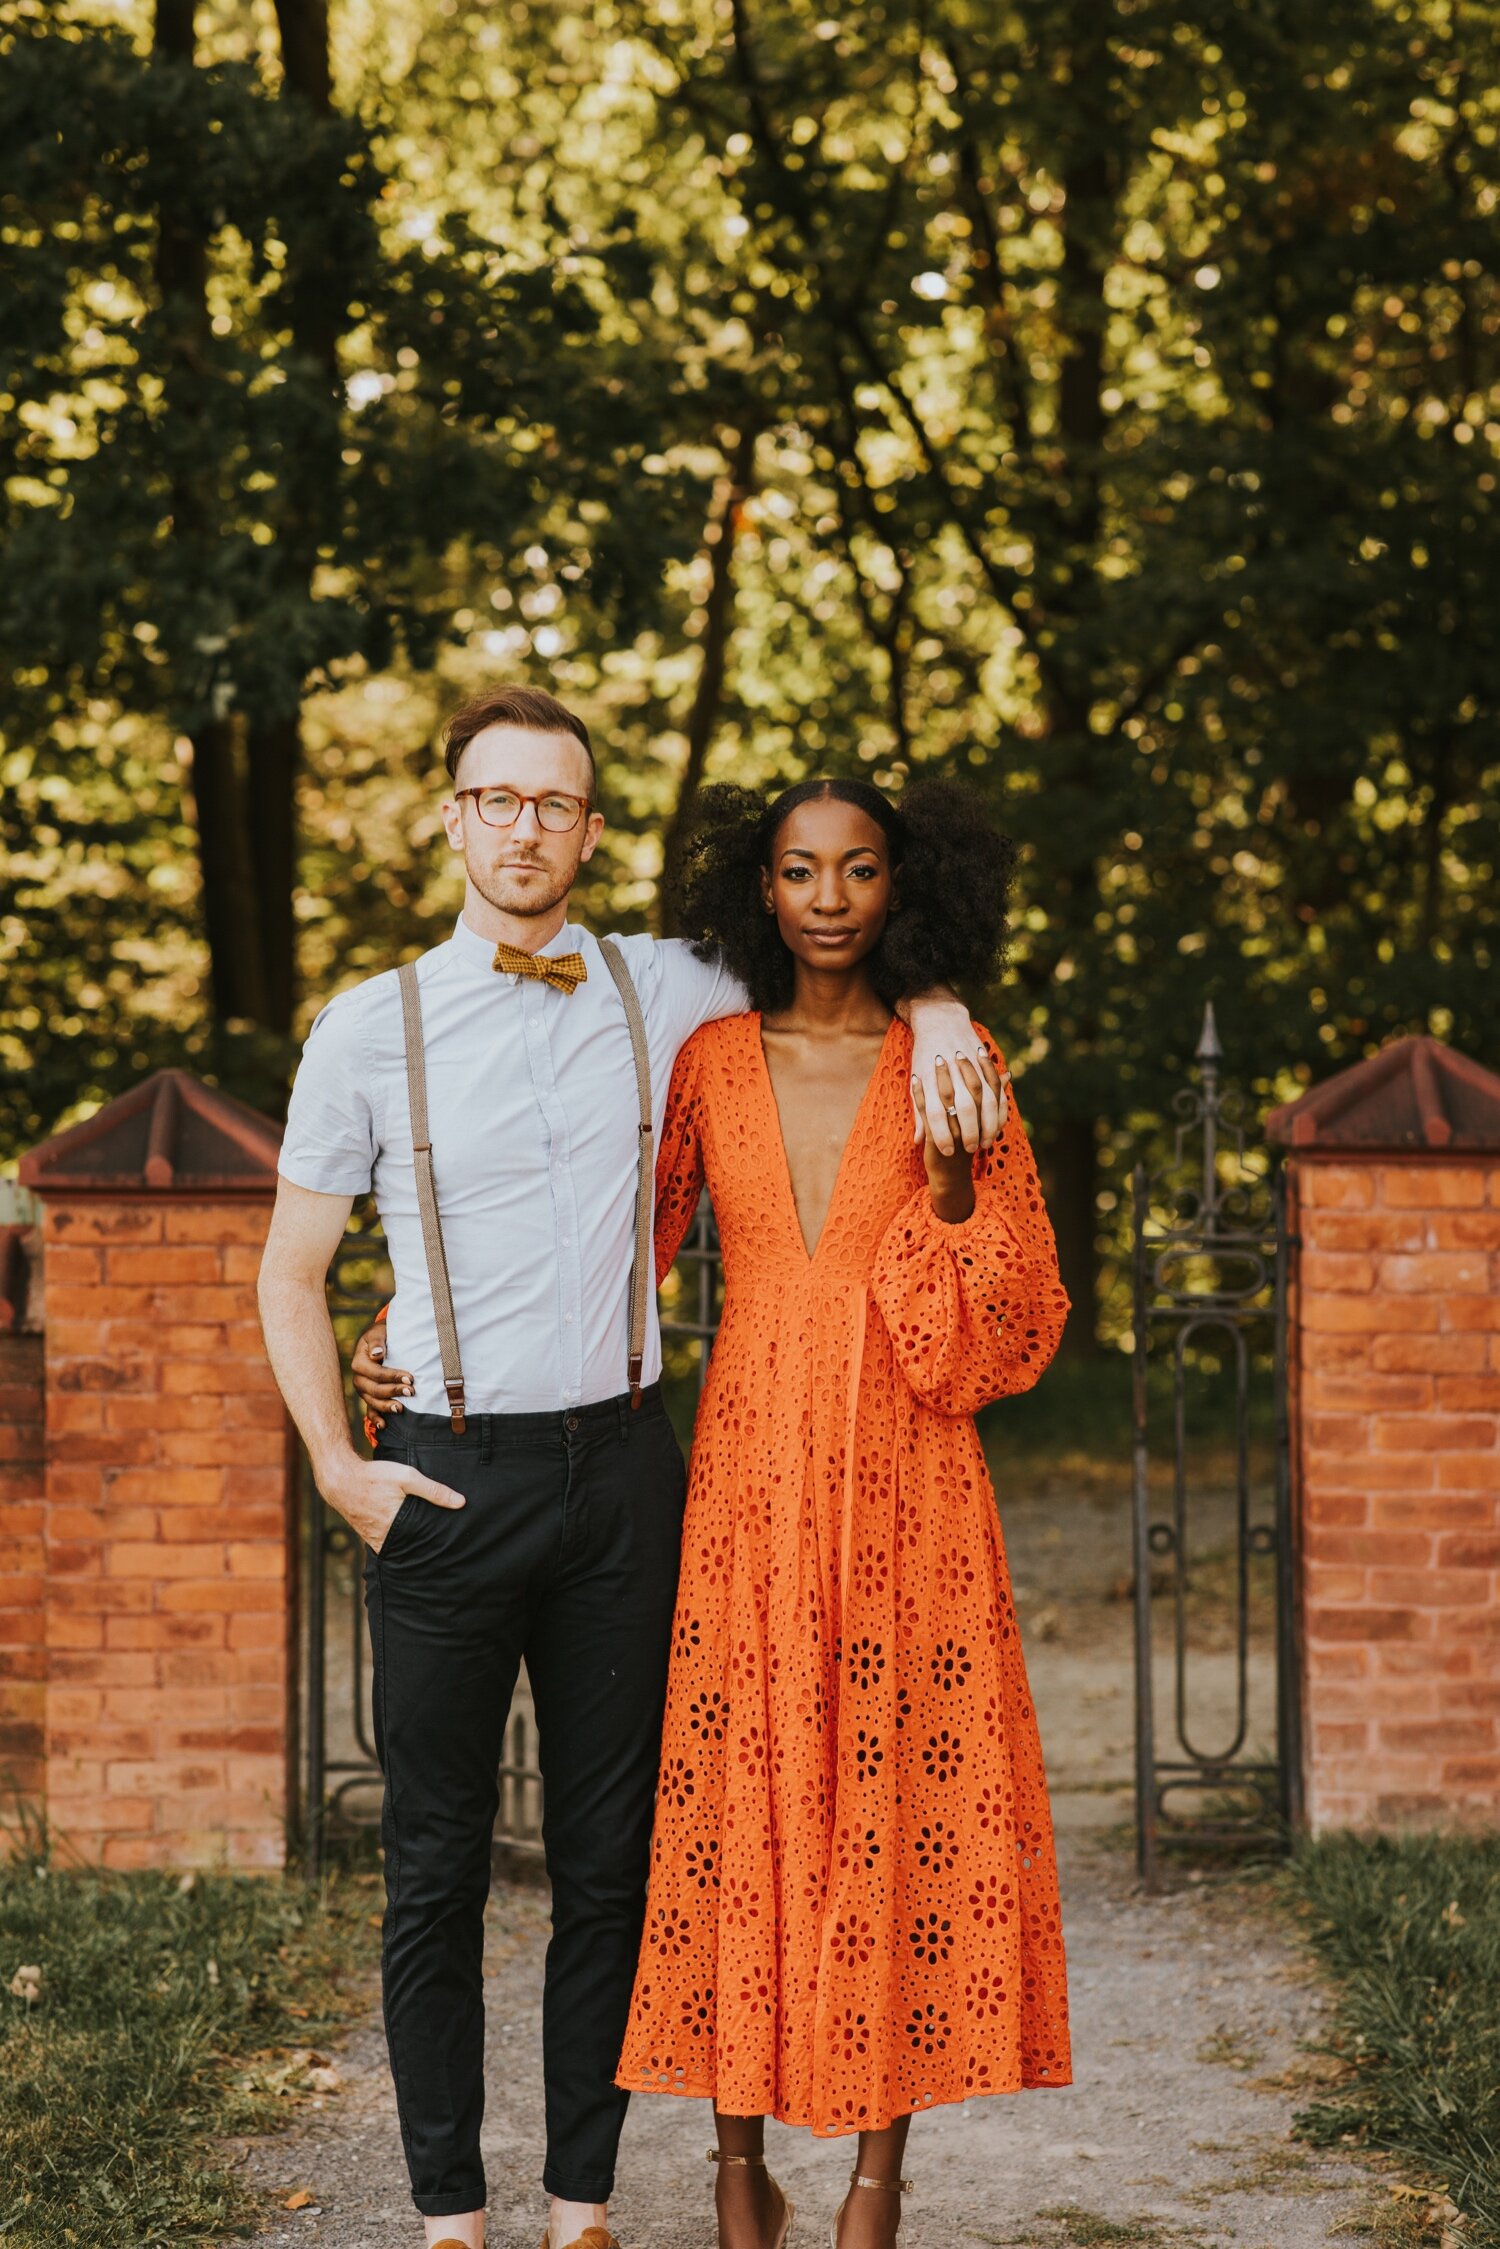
left=450, top=913, right=586, bottom=978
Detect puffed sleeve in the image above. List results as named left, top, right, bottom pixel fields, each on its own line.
left=870, top=1041, right=1069, bottom=1417
left=653, top=1035, right=708, bottom=1285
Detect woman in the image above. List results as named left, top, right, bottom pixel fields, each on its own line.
left=621, top=777, right=1070, bottom=2249
left=357, top=775, right=1072, bottom=2248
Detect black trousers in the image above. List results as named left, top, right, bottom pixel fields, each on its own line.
left=364, top=1387, right=686, bottom=2217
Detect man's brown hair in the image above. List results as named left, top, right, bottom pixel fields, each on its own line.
left=442, top=685, right=596, bottom=792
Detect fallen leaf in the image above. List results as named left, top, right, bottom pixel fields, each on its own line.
left=8, top=1964, right=43, bottom=2004
left=283, top=2189, right=314, bottom=2211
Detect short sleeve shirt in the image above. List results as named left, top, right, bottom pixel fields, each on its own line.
left=278, top=917, right=747, bottom=1414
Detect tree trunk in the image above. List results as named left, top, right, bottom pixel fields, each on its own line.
left=154, top=0, right=195, bottom=62
left=272, top=0, right=331, bottom=112
left=153, top=0, right=269, bottom=1028
left=245, top=712, right=300, bottom=1032
left=187, top=717, right=270, bottom=1024
left=1041, top=1113, right=1100, bottom=1359
left=1025, top=29, right=1114, bottom=1356
left=251, top=0, right=340, bottom=1035
left=659, top=423, right=760, bottom=935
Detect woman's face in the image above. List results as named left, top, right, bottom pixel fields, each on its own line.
left=761, top=795, right=896, bottom=975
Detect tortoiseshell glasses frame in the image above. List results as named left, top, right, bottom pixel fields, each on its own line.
left=455, top=786, right=593, bottom=833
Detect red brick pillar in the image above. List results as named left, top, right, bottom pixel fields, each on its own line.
left=19, top=1073, right=293, bottom=1869
left=1270, top=1039, right=1500, bottom=1834
left=0, top=1223, right=46, bottom=1842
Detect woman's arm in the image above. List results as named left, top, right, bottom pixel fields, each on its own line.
left=653, top=1038, right=708, bottom=1284
left=909, top=1048, right=1009, bottom=1225
left=871, top=1039, right=1069, bottom=1417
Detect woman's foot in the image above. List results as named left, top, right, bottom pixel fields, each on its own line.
left=712, top=2152, right=792, bottom=2249
left=831, top=2174, right=909, bottom=2249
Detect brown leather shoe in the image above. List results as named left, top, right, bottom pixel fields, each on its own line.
left=539, top=2230, right=621, bottom=2249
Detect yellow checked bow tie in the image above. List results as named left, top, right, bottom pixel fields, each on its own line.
left=492, top=940, right=588, bottom=995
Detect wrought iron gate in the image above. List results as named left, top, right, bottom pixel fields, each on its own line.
left=300, top=1197, right=721, bottom=1877
left=1130, top=1005, right=1302, bottom=1886
left=301, top=1030, right=1300, bottom=1887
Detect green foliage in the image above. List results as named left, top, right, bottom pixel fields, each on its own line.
left=0, top=1845, right=368, bottom=2248
left=1286, top=1831, right=1500, bottom=2246
left=0, top=0, right=716, bottom=1124
left=1, top=0, right=1496, bottom=1334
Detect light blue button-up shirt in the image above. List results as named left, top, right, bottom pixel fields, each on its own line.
left=278, top=916, right=747, bottom=1415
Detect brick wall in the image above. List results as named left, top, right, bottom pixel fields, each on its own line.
left=0, top=1330, right=46, bottom=1841
left=1295, top=1157, right=1500, bottom=1830
left=41, top=1197, right=293, bottom=1869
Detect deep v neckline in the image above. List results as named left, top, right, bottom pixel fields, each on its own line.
left=752, top=1013, right=900, bottom=1265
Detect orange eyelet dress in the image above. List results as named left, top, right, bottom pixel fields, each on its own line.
left=616, top=1014, right=1072, bottom=2136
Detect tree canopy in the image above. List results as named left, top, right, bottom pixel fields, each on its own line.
left=2, top=0, right=1496, bottom=1341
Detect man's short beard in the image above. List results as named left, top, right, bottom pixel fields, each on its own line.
left=467, top=855, right=578, bottom=920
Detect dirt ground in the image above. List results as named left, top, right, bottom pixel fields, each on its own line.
left=232, top=1474, right=1387, bottom=2249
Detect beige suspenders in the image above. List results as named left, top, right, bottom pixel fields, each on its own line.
left=396, top=937, right=654, bottom=1434
left=397, top=961, right=468, bottom=1432
left=595, top=938, right=655, bottom=1409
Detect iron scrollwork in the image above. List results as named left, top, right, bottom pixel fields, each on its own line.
left=1131, top=1004, right=1302, bottom=1886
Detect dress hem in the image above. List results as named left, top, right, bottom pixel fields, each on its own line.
left=613, top=2066, right=1074, bottom=2135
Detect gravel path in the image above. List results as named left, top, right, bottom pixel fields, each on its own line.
left=233, top=1477, right=1385, bottom=2249
left=230, top=1815, right=1380, bottom=2249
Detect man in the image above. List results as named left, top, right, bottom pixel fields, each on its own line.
left=257, top=685, right=999, bottom=2249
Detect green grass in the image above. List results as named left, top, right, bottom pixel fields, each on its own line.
left=0, top=1833, right=370, bottom=2248
left=981, top=2210, right=1193, bottom=2248
left=1285, top=1831, right=1500, bottom=2247
left=1029, top=2213, right=1183, bottom=2247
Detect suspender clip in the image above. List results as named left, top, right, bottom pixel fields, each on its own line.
left=444, top=1379, right=466, bottom=1435
left=628, top=1353, right=643, bottom=1409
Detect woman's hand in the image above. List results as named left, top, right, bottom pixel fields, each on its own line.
left=352, top=1318, right=413, bottom=1433
left=912, top=1052, right=1005, bottom=1224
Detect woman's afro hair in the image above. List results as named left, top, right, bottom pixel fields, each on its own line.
left=673, top=774, right=1015, bottom=1012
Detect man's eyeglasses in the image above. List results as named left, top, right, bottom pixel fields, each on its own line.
left=455, top=787, right=592, bottom=834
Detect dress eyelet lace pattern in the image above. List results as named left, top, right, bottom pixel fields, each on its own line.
left=616, top=1014, right=1073, bottom=2135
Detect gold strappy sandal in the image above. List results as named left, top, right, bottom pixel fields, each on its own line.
left=709, top=2148, right=796, bottom=2249
left=829, top=2168, right=912, bottom=2249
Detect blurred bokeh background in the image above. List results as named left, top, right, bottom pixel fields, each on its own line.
left=2, top=0, right=1496, bottom=1354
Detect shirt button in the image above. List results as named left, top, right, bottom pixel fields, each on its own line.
left=564, top=1312, right=574, bottom=1324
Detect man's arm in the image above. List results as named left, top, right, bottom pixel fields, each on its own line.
left=257, top=1178, right=462, bottom=1551
left=900, top=992, right=1006, bottom=1155
left=651, top=938, right=1002, bottom=1154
